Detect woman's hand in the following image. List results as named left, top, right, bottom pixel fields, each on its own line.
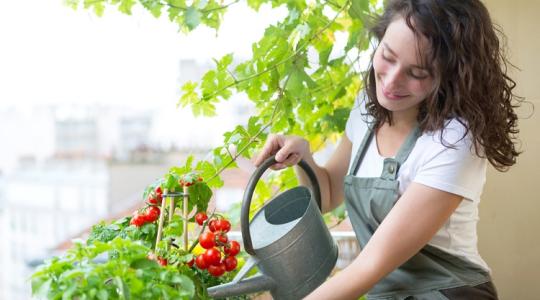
left=254, top=134, right=310, bottom=169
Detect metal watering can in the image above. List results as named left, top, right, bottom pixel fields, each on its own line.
left=208, top=155, right=338, bottom=299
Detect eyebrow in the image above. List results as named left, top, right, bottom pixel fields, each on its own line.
left=383, top=42, right=428, bottom=71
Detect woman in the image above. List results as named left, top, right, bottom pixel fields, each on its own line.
left=254, top=0, right=521, bottom=299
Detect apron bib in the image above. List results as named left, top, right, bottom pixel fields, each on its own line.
left=344, top=124, right=493, bottom=300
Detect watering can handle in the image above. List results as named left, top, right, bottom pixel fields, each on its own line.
left=241, top=155, right=322, bottom=256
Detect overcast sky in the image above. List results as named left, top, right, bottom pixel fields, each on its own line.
left=0, top=0, right=285, bottom=109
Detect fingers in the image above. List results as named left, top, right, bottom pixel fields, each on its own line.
left=254, top=134, right=282, bottom=166
left=268, top=153, right=299, bottom=170
left=254, top=134, right=308, bottom=170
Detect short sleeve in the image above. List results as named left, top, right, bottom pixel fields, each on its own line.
left=413, top=121, right=487, bottom=202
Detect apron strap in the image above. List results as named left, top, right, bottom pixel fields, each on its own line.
left=394, top=124, right=421, bottom=165
left=381, top=124, right=421, bottom=180
left=348, top=122, right=421, bottom=179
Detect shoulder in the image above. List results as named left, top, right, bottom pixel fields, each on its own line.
left=422, top=118, right=473, bottom=148
left=415, top=118, right=484, bottom=163
left=409, top=119, right=487, bottom=202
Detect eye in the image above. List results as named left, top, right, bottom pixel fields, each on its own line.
left=381, top=48, right=395, bottom=62
left=408, top=69, right=430, bottom=80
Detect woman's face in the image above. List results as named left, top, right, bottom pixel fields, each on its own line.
left=373, top=16, right=435, bottom=121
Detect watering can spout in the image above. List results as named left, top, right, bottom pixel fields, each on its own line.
left=207, top=274, right=275, bottom=299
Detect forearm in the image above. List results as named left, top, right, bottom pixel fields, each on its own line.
left=294, top=154, right=335, bottom=213
left=304, top=249, right=382, bottom=300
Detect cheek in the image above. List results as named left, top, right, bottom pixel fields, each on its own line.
left=409, top=79, right=435, bottom=96
left=372, top=54, right=387, bottom=76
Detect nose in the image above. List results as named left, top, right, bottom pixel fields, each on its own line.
left=384, top=66, right=403, bottom=90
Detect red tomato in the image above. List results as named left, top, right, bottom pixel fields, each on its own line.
left=215, top=219, right=231, bottom=233
left=157, top=257, right=168, bottom=266
left=208, top=263, right=226, bottom=277
left=180, top=179, right=193, bottom=187
left=217, top=233, right=228, bottom=244
left=199, top=232, right=215, bottom=249
left=195, top=255, right=208, bottom=269
left=223, top=256, right=237, bottom=272
left=224, top=240, right=240, bottom=256
left=195, top=212, right=208, bottom=226
left=147, top=195, right=158, bottom=205
left=130, top=214, right=145, bottom=227
left=208, top=219, right=218, bottom=232
left=186, top=258, right=194, bottom=268
left=155, top=186, right=163, bottom=196
left=203, top=248, right=221, bottom=266
left=144, top=206, right=160, bottom=223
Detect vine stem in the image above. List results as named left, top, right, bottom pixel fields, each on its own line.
left=188, top=209, right=217, bottom=253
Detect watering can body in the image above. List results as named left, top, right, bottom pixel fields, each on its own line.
left=208, top=156, right=338, bottom=299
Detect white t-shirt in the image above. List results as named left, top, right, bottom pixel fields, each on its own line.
left=345, top=96, right=490, bottom=272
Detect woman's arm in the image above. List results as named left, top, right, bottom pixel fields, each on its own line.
left=304, top=183, right=463, bottom=300
left=295, top=135, right=353, bottom=213
left=254, top=134, right=353, bottom=214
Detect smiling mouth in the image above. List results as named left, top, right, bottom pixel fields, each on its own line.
left=379, top=80, right=409, bottom=100
left=383, top=88, right=408, bottom=100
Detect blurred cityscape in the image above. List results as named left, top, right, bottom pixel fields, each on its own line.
left=0, top=58, right=261, bottom=300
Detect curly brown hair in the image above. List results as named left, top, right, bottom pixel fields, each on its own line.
left=364, top=0, right=522, bottom=171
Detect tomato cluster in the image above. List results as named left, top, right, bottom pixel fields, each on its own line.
left=146, top=186, right=163, bottom=205
left=192, top=213, right=241, bottom=277
left=179, top=176, right=203, bottom=187
left=130, top=186, right=162, bottom=227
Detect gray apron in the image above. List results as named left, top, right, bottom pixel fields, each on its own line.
left=344, top=125, right=496, bottom=300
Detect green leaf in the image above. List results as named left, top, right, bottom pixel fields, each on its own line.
left=192, top=100, right=217, bottom=117
left=178, top=81, right=199, bottom=108
left=115, top=276, right=131, bottom=300
left=323, top=107, right=350, bottom=132
left=171, top=274, right=196, bottom=297
left=184, top=6, right=201, bottom=30
left=118, top=0, right=136, bottom=14
left=188, top=182, right=213, bottom=212
left=31, top=278, right=51, bottom=298
left=349, top=0, right=370, bottom=20
left=97, top=290, right=109, bottom=300
left=216, top=53, right=233, bottom=71
left=246, top=0, right=265, bottom=11
left=130, top=258, right=159, bottom=269
left=167, top=6, right=182, bottom=22
left=141, top=1, right=164, bottom=18
left=62, top=284, right=78, bottom=300
left=163, top=215, right=184, bottom=237
left=85, top=1, right=105, bottom=17
left=196, top=160, right=223, bottom=188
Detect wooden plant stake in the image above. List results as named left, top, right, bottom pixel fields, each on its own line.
left=155, top=188, right=168, bottom=253
left=169, top=195, right=175, bottom=223
left=183, top=185, right=189, bottom=251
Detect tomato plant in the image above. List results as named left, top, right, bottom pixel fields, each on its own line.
left=31, top=167, right=246, bottom=300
